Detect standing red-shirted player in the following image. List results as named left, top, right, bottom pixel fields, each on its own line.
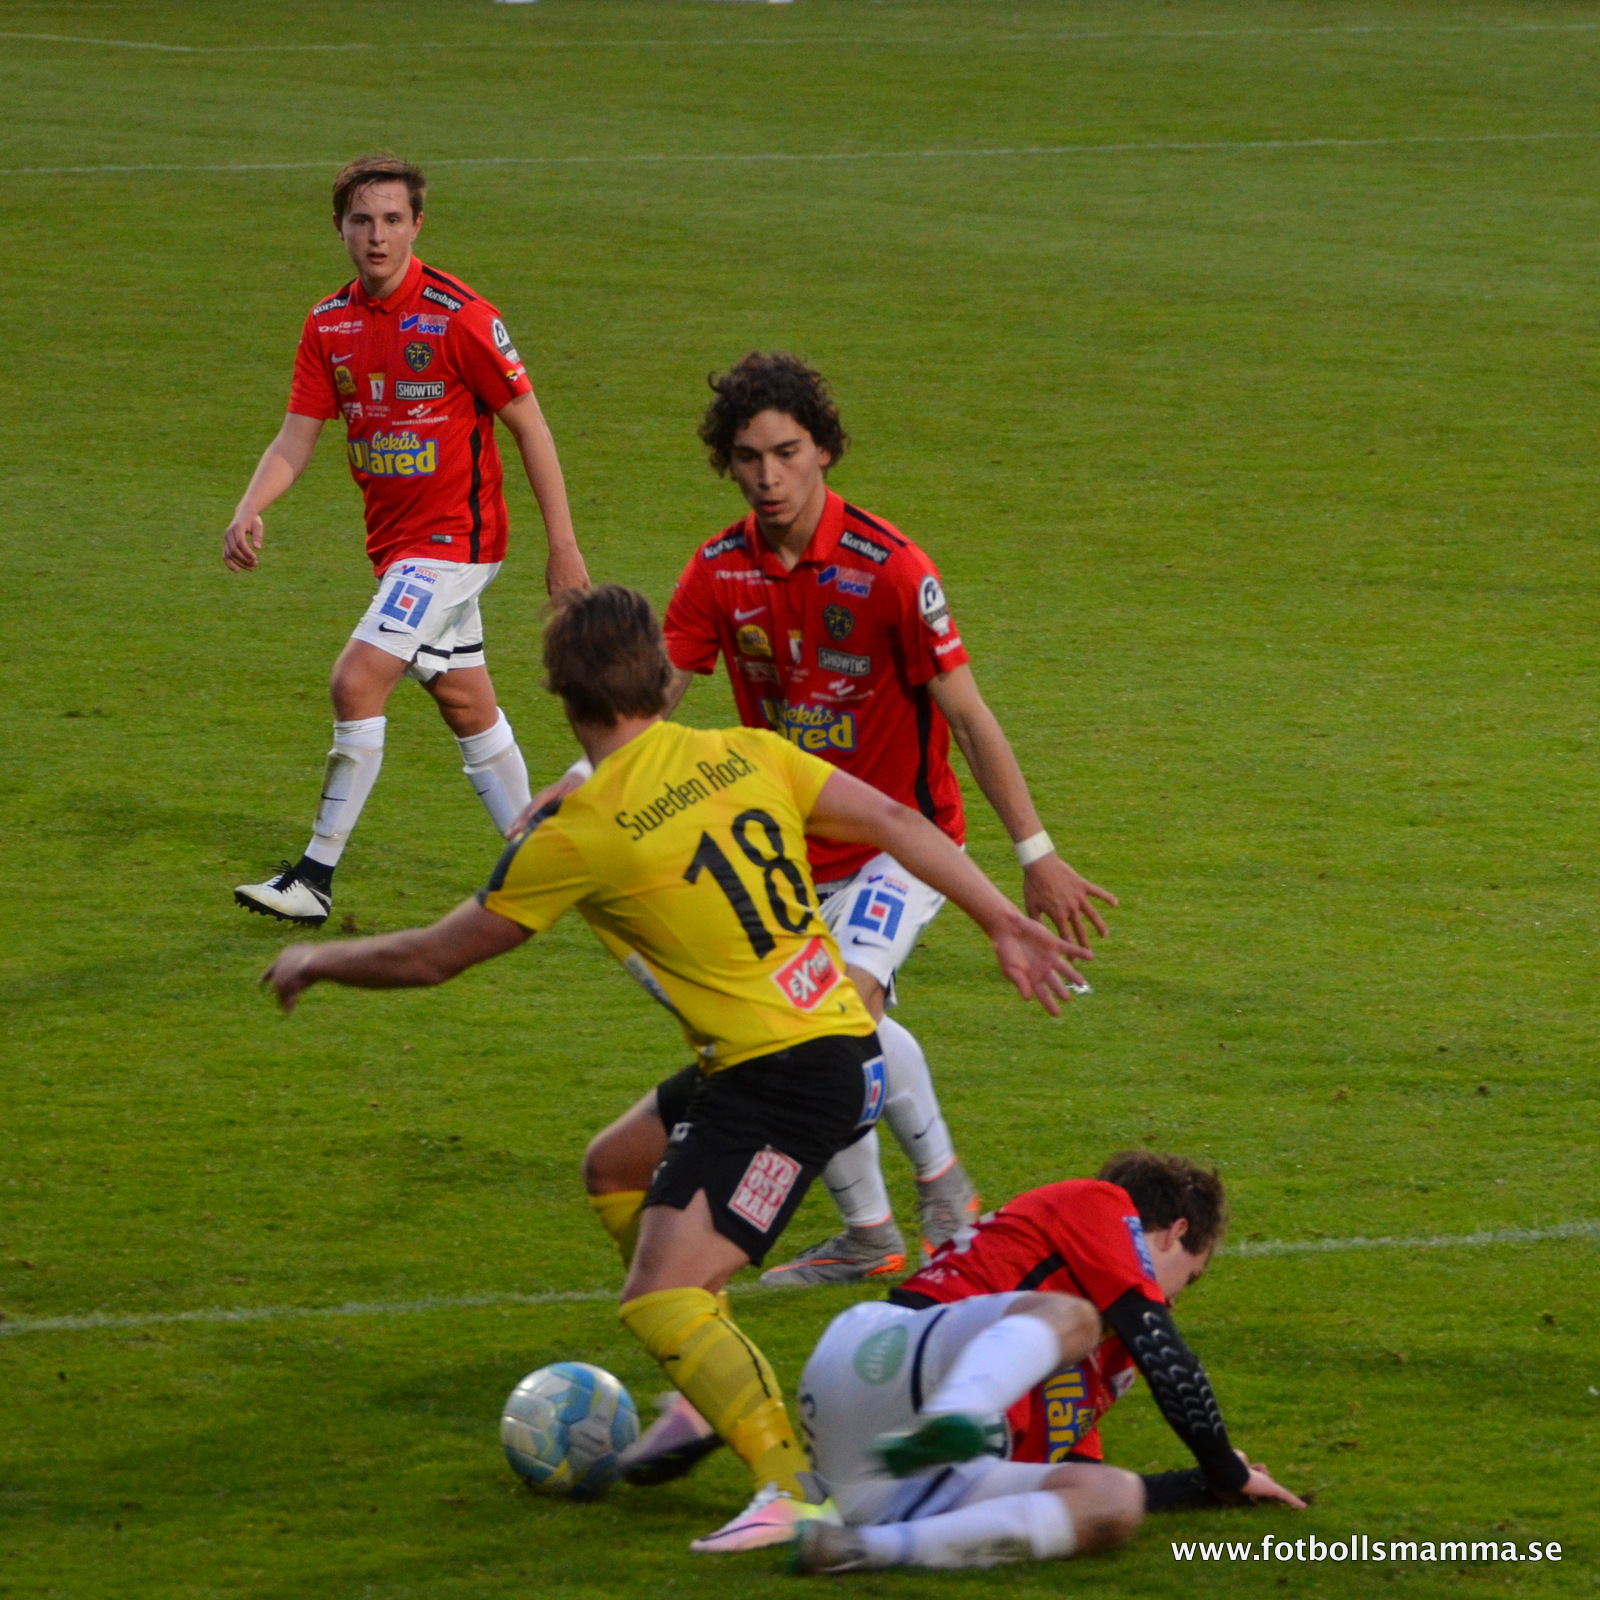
left=789, top=1151, right=1303, bottom=1574
left=224, top=155, right=588, bottom=926
left=661, top=354, right=1117, bottom=1284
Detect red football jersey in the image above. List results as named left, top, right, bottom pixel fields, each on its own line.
left=897, top=1179, right=1165, bottom=1466
left=287, top=256, right=533, bottom=574
left=663, top=490, right=970, bottom=882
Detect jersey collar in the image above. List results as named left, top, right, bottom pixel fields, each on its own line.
left=742, top=489, right=846, bottom=575
left=351, top=253, right=424, bottom=316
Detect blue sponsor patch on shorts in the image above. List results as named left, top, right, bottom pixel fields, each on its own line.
left=858, top=1055, right=886, bottom=1128
left=846, top=876, right=907, bottom=944
left=379, top=579, right=434, bottom=630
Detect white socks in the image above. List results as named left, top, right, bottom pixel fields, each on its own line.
left=926, top=1312, right=1063, bottom=1417
left=878, top=1016, right=956, bottom=1179
left=822, top=1128, right=895, bottom=1230
left=858, top=1491, right=1076, bottom=1569
left=305, top=716, right=386, bottom=869
left=457, top=708, right=531, bottom=835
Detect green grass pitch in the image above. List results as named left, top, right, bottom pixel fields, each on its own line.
left=2, top=0, right=1597, bottom=1594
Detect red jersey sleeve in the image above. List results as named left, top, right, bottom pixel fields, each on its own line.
left=1055, top=1183, right=1167, bottom=1310
left=287, top=310, right=339, bottom=420
left=891, top=546, right=969, bottom=686
left=452, top=300, right=535, bottom=411
left=663, top=544, right=725, bottom=674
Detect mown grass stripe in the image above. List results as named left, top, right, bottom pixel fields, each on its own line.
left=2, top=1221, right=1591, bottom=1339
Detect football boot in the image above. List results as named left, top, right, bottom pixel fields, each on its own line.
left=689, top=1483, right=839, bottom=1554
left=874, top=1411, right=1007, bottom=1479
left=618, top=1391, right=724, bottom=1486
left=790, top=1520, right=874, bottom=1575
left=234, top=863, right=331, bottom=926
left=759, top=1219, right=907, bottom=1289
left=915, top=1160, right=981, bottom=1264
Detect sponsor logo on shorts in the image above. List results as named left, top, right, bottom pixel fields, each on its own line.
left=818, top=563, right=874, bottom=597
left=1042, top=1367, right=1096, bottom=1461
left=702, top=532, right=746, bottom=561
left=317, top=319, right=365, bottom=335
left=737, top=624, right=773, bottom=659
left=817, top=647, right=870, bottom=676
left=378, top=577, right=434, bottom=629
left=728, top=1147, right=801, bottom=1234
left=771, top=935, right=841, bottom=1010
left=760, top=700, right=857, bottom=752
left=1124, top=1215, right=1158, bottom=1280
left=823, top=604, right=854, bottom=641
left=368, top=372, right=386, bottom=402
left=395, top=379, right=445, bottom=400
left=858, top=1054, right=886, bottom=1128
left=400, top=313, right=449, bottom=335
left=851, top=1322, right=908, bottom=1385
left=919, top=574, right=952, bottom=636
left=422, top=284, right=464, bottom=312
left=349, top=429, right=438, bottom=477
left=334, top=364, right=357, bottom=397
left=312, top=292, right=351, bottom=315
left=839, top=529, right=890, bottom=566
left=847, top=876, right=907, bottom=945
left=396, top=564, right=438, bottom=583
left=404, top=341, right=434, bottom=372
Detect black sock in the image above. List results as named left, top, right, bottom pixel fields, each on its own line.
left=294, top=855, right=334, bottom=894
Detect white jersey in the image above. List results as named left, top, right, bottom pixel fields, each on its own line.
left=798, top=1294, right=1063, bottom=1526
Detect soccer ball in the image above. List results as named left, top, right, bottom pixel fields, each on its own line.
left=500, top=1361, right=639, bottom=1499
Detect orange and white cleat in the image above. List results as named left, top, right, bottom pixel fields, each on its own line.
left=758, top=1221, right=907, bottom=1289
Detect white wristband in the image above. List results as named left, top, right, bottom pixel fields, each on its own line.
left=1014, top=830, right=1054, bottom=867
left=564, top=756, right=594, bottom=782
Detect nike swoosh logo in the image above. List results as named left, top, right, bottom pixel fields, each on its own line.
left=378, top=623, right=411, bottom=634
left=733, top=606, right=765, bottom=621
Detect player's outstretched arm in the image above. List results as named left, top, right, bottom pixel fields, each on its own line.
left=496, top=392, right=588, bottom=595
left=262, top=897, right=529, bottom=1012
left=222, top=413, right=323, bottom=572
left=807, top=768, right=1091, bottom=1014
left=928, top=665, right=1117, bottom=946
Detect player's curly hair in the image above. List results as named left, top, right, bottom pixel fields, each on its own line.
left=543, top=585, right=671, bottom=728
left=699, top=352, right=849, bottom=476
left=332, top=154, right=426, bottom=221
left=1098, top=1151, right=1228, bottom=1256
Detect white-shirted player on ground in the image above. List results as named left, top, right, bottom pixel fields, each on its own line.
left=225, top=154, right=587, bottom=925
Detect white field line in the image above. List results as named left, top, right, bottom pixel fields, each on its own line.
left=0, top=1219, right=1592, bottom=1340
left=3, top=21, right=1599, bottom=54
left=7, top=128, right=1600, bottom=180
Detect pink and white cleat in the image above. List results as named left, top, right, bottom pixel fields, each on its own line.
left=688, top=1483, right=839, bottom=1554
left=618, top=1391, right=724, bottom=1486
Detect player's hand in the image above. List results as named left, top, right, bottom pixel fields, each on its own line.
left=545, top=543, right=590, bottom=596
left=223, top=512, right=265, bottom=572
left=991, top=909, right=1092, bottom=1017
left=262, top=944, right=321, bottom=1013
left=507, top=769, right=587, bottom=837
left=1235, top=1452, right=1306, bottom=1509
left=1023, top=853, right=1117, bottom=946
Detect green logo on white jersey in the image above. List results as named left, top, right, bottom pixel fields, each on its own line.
left=852, top=1324, right=909, bottom=1385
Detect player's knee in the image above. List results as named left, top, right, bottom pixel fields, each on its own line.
left=1011, top=1291, right=1100, bottom=1360
left=581, top=1128, right=624, bottom=1194
left=1068, top=1468, right=1144, bottom=1553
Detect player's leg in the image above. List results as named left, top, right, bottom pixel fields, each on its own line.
left=795, top=1459, right=1143, bottom=1573
left=234, top=634, right=407, bottom=923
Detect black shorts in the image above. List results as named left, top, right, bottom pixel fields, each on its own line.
left=649, top=1032, right=882, bottom=1265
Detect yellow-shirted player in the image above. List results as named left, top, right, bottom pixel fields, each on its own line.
left=263, top=587, right=1089, bottom=1555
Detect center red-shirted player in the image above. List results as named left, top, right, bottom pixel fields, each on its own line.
left=658, top=354, right=1119, bottom=1288
left=223, top=155, right=588, bottom=927
left=789, top=1151, right=1303, bottom=1574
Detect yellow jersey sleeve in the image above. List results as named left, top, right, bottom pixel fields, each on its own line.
left=478, top=813, right=591, bottom=934
left=731, top=728, right=839, bottom=819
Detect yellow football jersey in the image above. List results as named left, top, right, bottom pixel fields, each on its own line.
left=479, top=720, right=875, bottom=1070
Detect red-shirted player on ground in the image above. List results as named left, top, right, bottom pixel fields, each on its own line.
left=789, top=1151, right=1304, bottom=1574
left=660, top=354, right=1116, bottom=1283
left=224, top=155, right=588, bottom=926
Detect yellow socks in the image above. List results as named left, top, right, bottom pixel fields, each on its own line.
left=620, top=1286, right=808, bottom=1497
left=588, top=1189, right=645, bottom=1268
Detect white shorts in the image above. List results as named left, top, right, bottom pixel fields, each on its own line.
left=797, top=1294, right=1061, bottom=1526
left=351, top=559, right=500, bottom=683
left=816, top=851, right=947, bottom=995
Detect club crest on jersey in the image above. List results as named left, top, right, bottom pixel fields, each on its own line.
left=919, top=575, right=952, bottom=636
left=378, top=578, right=434, bottom=629
left=772, top=936, right=841, bottom=1011
left=737, top=624, right=773, bottom=659
left=400, top=313, right=449, bottom=335
left=348, top=429, right=437, bottom=478
left=404, top=341, right=434, bottom=372
left=1041, top=1368, right=1096, bottom=1462
left=823, top=604, right=855, bottom=641
left=1123, top=1215, right=1158, bottom=1280
left=761, top=700, right=858, bottom=752
left=729, top=1147, right=802, bottom=1233
left=847, top=877, right=907, bottom=946
left=421, top=284, right=464, bottom=312
left=334, top=364, right=357, bottom=397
